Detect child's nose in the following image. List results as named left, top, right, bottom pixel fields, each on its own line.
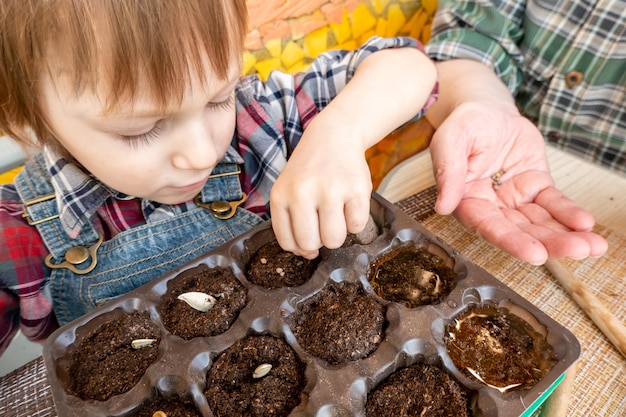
left=172, top=121, right=219, bottom=170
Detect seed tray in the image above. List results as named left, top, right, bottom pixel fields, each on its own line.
left=42, top=192, right=580, bottom=417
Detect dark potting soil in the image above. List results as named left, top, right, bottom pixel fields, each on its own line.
left=444, top=305, right=557, bottom=392
left=68, top=311, right=161, bottom=401
left=368, top=246, right=458, bottom=307
left=204, top=335, right=306, bottom=417
left=365, top=363, right=474, bottom=417
left=160, top=267, right=247, bottom=340
left=129, top=397, right=202, bottom=417
left=246, top=239, right=320, bottom=289
left=341, top=215, right=379, bottom=247
left=291, top=281, right=385, bottom=365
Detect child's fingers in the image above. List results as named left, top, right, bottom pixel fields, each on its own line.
left=270, top=204, right=298, bottom=251
left=343, top=192, right=372, bottom=234
left=272, top=197, right=369, bottom=257
left=270, top=203, right=321, bottom=258
left=289, top=205, right=323, bottom=253
left=318, top=203, right=348, bottom=250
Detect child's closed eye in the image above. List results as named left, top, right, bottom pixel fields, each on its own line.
left=115, top=95, right=233, bottom=147
left=207, top=95, right=234, bottom=111
left=117, top=120, right=165, bottom=147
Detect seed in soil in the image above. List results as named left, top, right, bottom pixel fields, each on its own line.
left=160, top=266, right=247, bottom=340
left=253, top=363, right=272, bottom=379
left=444, top=304, right=557, bottom=392
left=131, top=338, right=158, bottom=349
left=246, top=239, right=320, bottom=289
left=177, top=291, right=217, bottom=312
left=67, top=311, right=161, bottom=401
left=368, top=245, right=457, bottom=307
left=205, top=335, right=305, bottom=417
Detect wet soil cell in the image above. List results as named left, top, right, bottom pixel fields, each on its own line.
left=365, top=363, right=474, bottom=417
left=67, top=311, right=161, bottom=401
left=129, top=397, right=202, bottom=417
left=368, top=246, right=457, bottom=307
left=160, top=266, right=247, bottom=339
left=204, top=335, right=306, bottom=417
left=444, top=305, right=557, bottom=392
left=291, top=281, right=385, bottom=365
left=246, top=239, right=320, bottom=289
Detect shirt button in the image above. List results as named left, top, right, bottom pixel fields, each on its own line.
left=547, top=131, right=560, bottom=142
left=565, top=70, right=584, bottom=88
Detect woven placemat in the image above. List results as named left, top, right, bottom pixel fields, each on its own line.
left=0, top=356, right=55, bottom=417
left=398, top=186, right=626, bottom=417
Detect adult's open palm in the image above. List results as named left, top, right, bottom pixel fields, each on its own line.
left=428, top=102, right=608, bottom=265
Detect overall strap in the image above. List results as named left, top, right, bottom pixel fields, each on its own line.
left=14, top=154, right=100, bottom=258
left=197, top=162, right=244, bottom=202
left=14, top=157, right=247, bottom=260
left=194, top=163, right=247, bottom=219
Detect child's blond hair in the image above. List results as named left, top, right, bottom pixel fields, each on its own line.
left=0, top=0, right=247, bottom=151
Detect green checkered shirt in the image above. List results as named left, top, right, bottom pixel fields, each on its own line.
left=426, top=0, right=626, bottom=174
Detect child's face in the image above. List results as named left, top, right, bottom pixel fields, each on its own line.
left=39, top=62, right=241, bottom=205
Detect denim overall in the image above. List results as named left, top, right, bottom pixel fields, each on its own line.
left=15, top=154, right=263, bottom=325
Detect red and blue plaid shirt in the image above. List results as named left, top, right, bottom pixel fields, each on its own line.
left=0, top=36, right=437, bottom=355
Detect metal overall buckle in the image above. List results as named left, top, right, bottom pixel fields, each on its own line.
left=193, top=168, right=247, bottom=219
left=44, top=233, right=104, bottom=275
left=22, top=193, right=103, bottom=275
left=194, top=193, right=247, bottom=220
left=21, top=192, right=59, bottom=225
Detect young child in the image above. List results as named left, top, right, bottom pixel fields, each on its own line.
left=0, top=0, right=437, bottom=353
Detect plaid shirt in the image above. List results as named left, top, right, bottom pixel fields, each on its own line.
left=426, top=0, right=626, bottom=173
left=0, top=36, right=437, bottom=355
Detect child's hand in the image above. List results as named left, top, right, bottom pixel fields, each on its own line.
left=270, top=120, right=372, bottom=259
left=270, top=46, right=437, bottom=258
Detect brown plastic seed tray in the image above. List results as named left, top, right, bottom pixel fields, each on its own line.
left=43, top=192, right=580, bottom=417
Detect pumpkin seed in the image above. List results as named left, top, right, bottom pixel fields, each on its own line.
left=131, top=338, right=157, bottom=349
left=252, top=363, right=272, bottom=379
left=177, top=291, right=217, bottom=312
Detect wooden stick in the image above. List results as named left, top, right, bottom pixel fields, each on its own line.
left=540, top=360, right=578, bottom=417
left=544, top=258, right=626, bottom=359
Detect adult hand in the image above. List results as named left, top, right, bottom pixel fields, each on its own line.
left=429, top=101, right=608, bottom=265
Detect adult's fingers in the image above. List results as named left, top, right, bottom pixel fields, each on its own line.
left=534, top=187, right=596, bottom=232
left=429, top=129, right=470, bottom=215
left=455, top=197, right=550, bottom=265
